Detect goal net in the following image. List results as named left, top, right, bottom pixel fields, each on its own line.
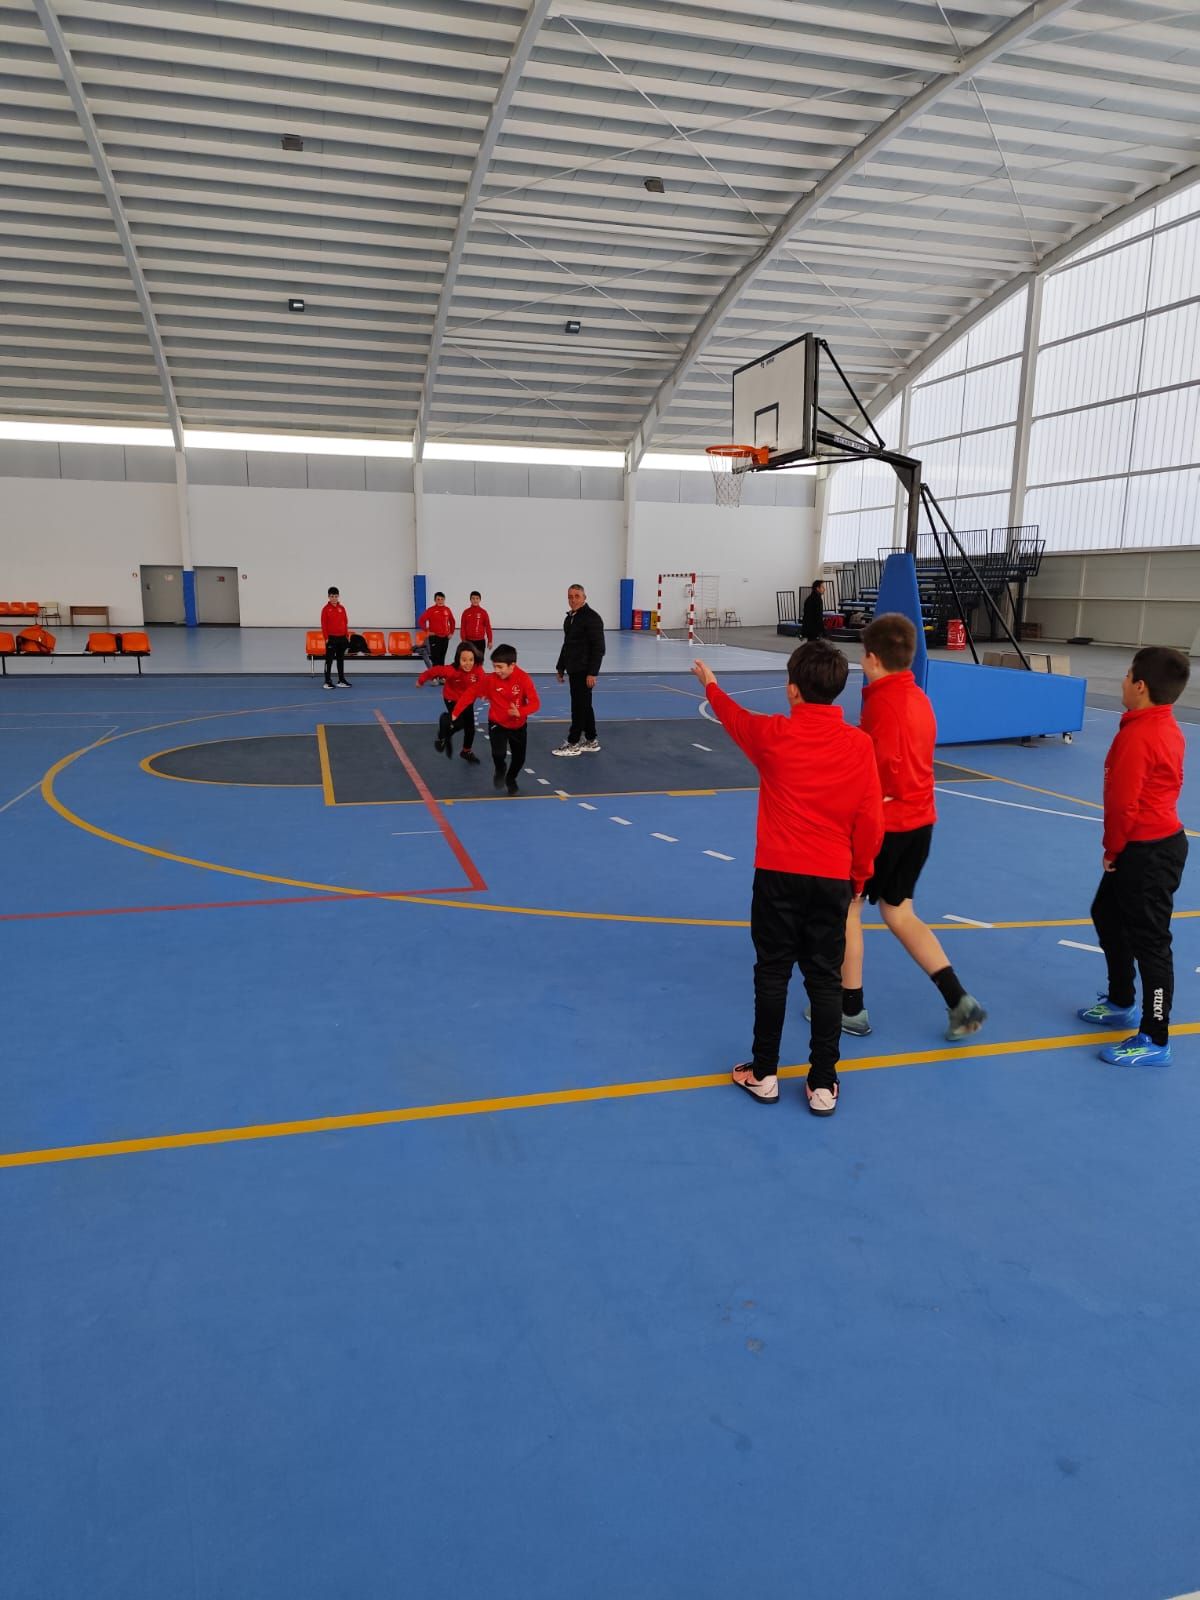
left=656, top=573, right=722, bottom=644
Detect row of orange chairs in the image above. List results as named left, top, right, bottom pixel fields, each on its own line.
left=305, top=629, right=428, bottom=659
left=0, top=601, right=39, bottom=616
left=0, top=629, right=150, bottom=656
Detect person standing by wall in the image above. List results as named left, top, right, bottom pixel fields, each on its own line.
left=320, top=585, right=351, bottom=689
left=800, top=579, right=827, bottom=641
left=460, top=590, right=493, bottom=664
left=418, top=591, right=456, bottom=667
left=553, top=583, right=606, bottom=756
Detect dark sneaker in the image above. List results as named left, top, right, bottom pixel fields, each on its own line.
left=1099, top=1032, right=1171, bottom=1067
left=460, top=749, right=480, bottom=765
left=506, top=779, right=519, bottom=795
left=1078, top=994, right=1139, bottom=1029
left=732, top=1063, right=779, bottom=1103
left=434, top=737, right=446, bottom=751
left=945, top=994, right=986, bottom=1041
left=805, top=1083, right=839, bottom=1117
left=493, top=769, right=505, bottom=790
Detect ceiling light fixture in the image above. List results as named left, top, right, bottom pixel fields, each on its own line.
left=281, top=134, right=304, bottom=151
left=643, top=176, right=665, bottom=193
left=564, top=318, right=581, bottom=334
left=287, top=297, right=305, bottom=313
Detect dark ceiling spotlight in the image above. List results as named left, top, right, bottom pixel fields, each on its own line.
left=288, top=297, right=305, bottom=313
left=281, top=134, right=304, bottom=151
left=564, top=318, right=581, bottom=334
left=643, top=175, right=665, bottom=193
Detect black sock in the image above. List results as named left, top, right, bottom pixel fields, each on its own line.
left=932, top=966, right=966, bottom=1008
left=842, top=987, right=864, bottom=1016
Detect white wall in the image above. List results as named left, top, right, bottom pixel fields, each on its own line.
left=633, top=501, right=818, bottom=627
left=0, top=476, right=178, bottom=626
left=422, top=495, right=622, bottom=628
left=189, top=486, right=415, bottom=628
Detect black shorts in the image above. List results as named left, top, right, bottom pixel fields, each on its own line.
left=866, top=824, right=933, bottom=906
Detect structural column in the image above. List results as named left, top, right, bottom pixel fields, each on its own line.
left=1008, top=273, right=1044, bottom=532
left=174, top=449, right=197, bottom=627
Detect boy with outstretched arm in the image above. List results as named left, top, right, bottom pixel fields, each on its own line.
left=452, top=643, right=540, bottom=796
left=1078, top=645, right=1189, bottom=1066
left=694, top=641, right=884, bottom=1116
left=840, top=612, right=986, bottom=1041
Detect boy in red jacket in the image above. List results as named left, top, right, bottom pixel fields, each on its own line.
left=417, top=591, right=455, bottom=667
left=695, top=640, right=884, bottom=1117
left=417, top=642, right=484, bottom=764
left=1078, top=645, right=1189, bottom=1066
left=320, top=585, right=351, bottom=689
left=452, top=643, right=540, bottom=796
left=460, top=591, right=493, bottom=663
left=841, top=613, right=986, bottom=1041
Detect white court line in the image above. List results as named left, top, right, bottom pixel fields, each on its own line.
left=578, top=802, right=596, bottom=811
left=390, top=829, right=441, bottom=837
left=1059, top=940, right=1103, bottom=954
left=537, top=778, right=550, bottom=786
left=943, top=913, right=993, bottom=928
left=651, top=833, right=678, bottom=843
left=692, top=742, right=712, bottom=751
left=610, top=816, right=632, bottom=826
left=555, top=789, right=569, bottom=798
left=704, top=850, right=734, bottom=861
left=934, top=785, right=1101, bottom=823
left=1, top=724, right=118, bottom=814
left=524, top=767, right=535, bottom=774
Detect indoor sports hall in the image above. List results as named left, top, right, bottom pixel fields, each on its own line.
left=2, top=5, right=1199, bottom=1599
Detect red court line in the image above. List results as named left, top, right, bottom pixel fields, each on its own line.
left=372, top=708, right=488, bottom=891
left=0, top=886, right=482, bottom=924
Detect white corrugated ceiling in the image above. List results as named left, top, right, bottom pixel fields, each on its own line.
left=1, top=0, right=1197, bottom=451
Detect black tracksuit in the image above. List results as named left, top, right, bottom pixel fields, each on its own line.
left=800, top=587, right=825, bottom=641
left=556, top=603, right=606, bottom=743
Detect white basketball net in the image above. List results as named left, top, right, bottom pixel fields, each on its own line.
left=707, top=448, right=750, bottom=507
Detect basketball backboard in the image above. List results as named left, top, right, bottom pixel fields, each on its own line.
left=731, top=333, right=886, bottom=470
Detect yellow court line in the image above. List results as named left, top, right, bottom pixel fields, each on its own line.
left=141, top=731, right=320, bottom=790
left=315, top=724, right=336, bottom=807
left=5, top=1021, right=1196, bottom=1171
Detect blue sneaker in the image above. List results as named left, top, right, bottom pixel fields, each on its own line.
left=1078, top=994, right=1139, bottom=1028
left=1098, top=1032, right=1171, bottom=1067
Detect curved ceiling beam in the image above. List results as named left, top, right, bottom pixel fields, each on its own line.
left=413, top=0, right=555, bottom=461
left=862, top=158, right=1200, bottom=422
left=626, top=0, right=1084, bottom=468
left=32, top=0, right=185, bottom=450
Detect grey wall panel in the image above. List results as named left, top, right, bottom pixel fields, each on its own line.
left=306, top=455, right=366, bottom=491
left=124, top=446, right=176, bottom=484
left=1081, top=551, right=1147, bottom=599
left=365, top=459, right=414, bottom=493
left=528, top=464, right=582, bottom=499
left=739, top=472, right=777, bottom=507
left=425, top=460, right=475, bottom=495
left=580, top=466, right=623, bottom=502
left=248, top=452, right=307, bottom=489
left=1148, top=549, right=1200, bottom=599
left=637, top=471, right=679, bottom=503
left=1079, top=598, right=1140, bottom=644
left=186, top=449, right=248, bottom=486
left=1023, top=597, right=1080, bottom=639
left=679, top=472, right=715, bottom=505
left=474, top=462, right=529, bottom=497
left=0, top=440, right=61, bottom=478
left=773, top=470, right=817, bottom=507
left=59, top=442, right=126, bottom=481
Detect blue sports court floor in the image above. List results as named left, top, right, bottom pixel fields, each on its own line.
left=2, top=659, right=1198, bottom=1600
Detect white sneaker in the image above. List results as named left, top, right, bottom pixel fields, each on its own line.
left=579, top=738, right=601, bottom=752
left=806, top=1083, right=839, bottom=1117
left=732, top=1063, right=778, bottom=1103
left=552, top=741, right=583, bottom=756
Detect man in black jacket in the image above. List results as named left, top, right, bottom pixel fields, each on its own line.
left=553, top=583, right=606, bottom=755
left=800, top=579, right=827, bottom=641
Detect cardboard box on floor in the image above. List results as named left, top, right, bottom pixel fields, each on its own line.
left=982, top=650, right=1071, bottom=674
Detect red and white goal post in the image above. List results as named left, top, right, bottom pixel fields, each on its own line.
left=656, top=572, right=697, bottom=642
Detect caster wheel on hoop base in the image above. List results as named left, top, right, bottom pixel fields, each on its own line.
left=1063, top=732, right=1073, bottom=744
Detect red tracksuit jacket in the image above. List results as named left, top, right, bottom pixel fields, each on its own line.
left=460, top=605, right=493, bottom=647
left=707, top=683, right=884, bottom=889
left=320, top=601, right=348, bottom=639
left=417, top=664, right=484, bottom=704
left=1103, top=703, right=1185, bottom=859
left=453, top=667, right=540, bottom=727
left=859, top=669, right=938, bottom=832
left=417, top=603, right=455, bottom=637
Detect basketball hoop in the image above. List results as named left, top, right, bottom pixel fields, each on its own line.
left=706, top=444, right=770, bottom=507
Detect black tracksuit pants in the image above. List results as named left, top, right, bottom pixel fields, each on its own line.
left=429, top=635, right=450, bottom=668
left=1091, top=830, right=1187, bottom=1044
left=438, top=697, right=475, bottom=750
left=567, top=672, right=596, bottom=743
left=323, top=635, right=348, bottom=683
left=750, top=868, right=853, bottom=1089
left=490, top=720, right=527, bottom=782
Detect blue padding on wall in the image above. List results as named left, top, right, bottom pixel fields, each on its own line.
left=182, top=567, right=197, bottom=628
left=619, top=577, right=634, bottom=631
left=413, top=574, right=427, bottom=621
left=874, top=553, right=928, bottom=688
left=926, top=660, right=1086, bottom=745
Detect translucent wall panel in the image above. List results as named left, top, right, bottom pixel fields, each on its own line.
left=957, top=426, right=1015, bottom=496
left=823, top=507, right=895, bottom=563
left=909, top=374, right=963, bottom=444
left=825, top=460, right=863, bottom=516
left=824, top=454, right=898, bottom=516
left=917, top=436, right=961, bottom=499
left=1024, top=479, right=1128, bottom=550
left=1034, top=320, right=1145, bottom=413
left=1065, top=212, right=1156, bottom=265
left=965, top=289, right=1027, bottom=365
left=1041, top=239, right=1152, bottom=343
left=1130, top=385, right=1200, bottom=473
left=962, top=359, right=1020, bottom=432
left=1028, top=400, right=1135, bottom=486
left=921, top=335, right=968, bottom=385
left=858, top=453, right=899, bottom=510
left=1154, top=181, right=1200, bottom=226
left=1148, top=216, right=1200, bottom=310
left=934, top=492, right=1010, bottom=533
left=1123, top=468, right=1200, bottom=548
left=1141, top=304, right=1200, bottom=390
